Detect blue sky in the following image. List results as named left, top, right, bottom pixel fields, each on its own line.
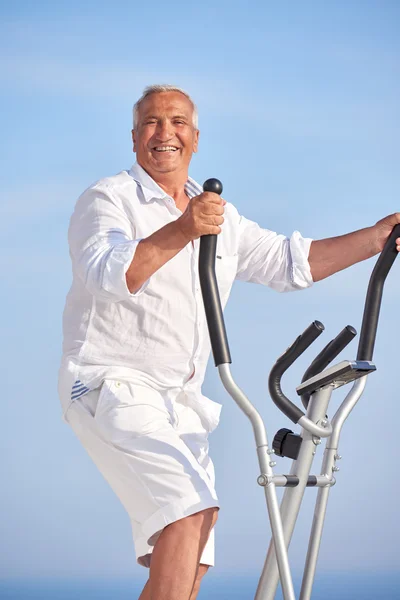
left=1, top=0, right=399, bottom=591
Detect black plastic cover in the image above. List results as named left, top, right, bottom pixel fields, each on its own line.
left=307, top=476, right=318, bottom=487
left=357, top=224, right=400, bottom=361
left=198, top=179, right=232, bottom=366
left=269, top=321, right=324, bottom=423
left=284, top=476, right=299, bottom=487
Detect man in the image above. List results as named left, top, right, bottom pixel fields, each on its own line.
left=59, top=84, right=399, bottom=600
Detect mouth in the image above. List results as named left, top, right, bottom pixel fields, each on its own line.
left=152, top=145, right=180, bottom=154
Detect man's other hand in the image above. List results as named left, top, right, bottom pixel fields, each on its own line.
left=374, top=212, right=400, bottom=253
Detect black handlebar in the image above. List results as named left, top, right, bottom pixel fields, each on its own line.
left=199, top=179, right=232, bottom=366
left=268, top=321, right=324, bottom=423
left=300, top=325, right=357, bottom=409
left=357, top=224, right=400, bottom=361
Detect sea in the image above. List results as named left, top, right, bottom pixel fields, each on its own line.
left=0, top=573, right=399, bottom=600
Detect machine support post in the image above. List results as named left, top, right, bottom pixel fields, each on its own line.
left=299, top=377, right=368, bottom=599
left=256, top=385, right=333, bottom=599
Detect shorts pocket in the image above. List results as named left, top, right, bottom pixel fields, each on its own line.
left=94, top=381, right=173, bottom=443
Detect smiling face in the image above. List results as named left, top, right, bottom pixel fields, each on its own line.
left=132, top=91, right=199, bottom=180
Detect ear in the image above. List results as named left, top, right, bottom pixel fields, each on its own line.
left=193, top=129, right=199, bottom=154
left=131, top=129, right=137, bottom=153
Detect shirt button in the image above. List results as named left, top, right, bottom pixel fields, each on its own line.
left=116, top=382, right=121, bottom=387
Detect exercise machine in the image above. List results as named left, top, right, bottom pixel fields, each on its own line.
left=199, top=178, right=399, bottom=599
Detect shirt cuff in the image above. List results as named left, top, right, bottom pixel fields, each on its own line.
left=290, top=231, right=314, bottom=289
left=102, top=239, right=149, bottom=300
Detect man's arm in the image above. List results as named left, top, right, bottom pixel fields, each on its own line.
left=126, top=220, right=191, bottom=293
left=308, top=213, right=400, bottom=282
left=126, top=192, right=225, bottom=293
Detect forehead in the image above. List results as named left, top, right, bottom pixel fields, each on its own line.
left=138, top=91, right=194, bottom=119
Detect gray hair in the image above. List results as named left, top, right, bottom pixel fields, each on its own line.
left=132, top=84, right=198, bottom=129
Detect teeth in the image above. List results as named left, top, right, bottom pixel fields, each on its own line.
left=154, top=146, right=178, bottom=152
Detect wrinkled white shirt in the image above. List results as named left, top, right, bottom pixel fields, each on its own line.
left=58, top=163, right=313, bottom=431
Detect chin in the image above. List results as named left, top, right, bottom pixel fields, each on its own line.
left=158, top=166, right=181, bottom=173
left=152, top=160, right=182, bottom=172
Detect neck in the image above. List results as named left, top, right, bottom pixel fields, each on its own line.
left=142, top=165, right=190, bottom=211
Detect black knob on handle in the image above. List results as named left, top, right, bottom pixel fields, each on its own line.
left=203, top=178, right=223, bottom=195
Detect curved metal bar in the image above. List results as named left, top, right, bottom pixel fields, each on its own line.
left=329, top=376, right=368, bottom=448
left=298, top=414, right=333, bottom=438
left=218, top=364, right=296, bottom=600
left=218, top=363, right=269, bottom=452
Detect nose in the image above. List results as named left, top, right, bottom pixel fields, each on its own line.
left=155, top=119, right=173, bottom=141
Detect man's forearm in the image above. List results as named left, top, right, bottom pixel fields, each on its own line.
left=308, top=226, right=379, bottom=282
left=125, top=191, right=225, bottom=293
left=126, top=220, right=191, bottom=293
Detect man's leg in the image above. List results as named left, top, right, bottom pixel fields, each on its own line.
left=139, top=565, right=209, bottom=600
left=66, top=386, right=218, bottom=600
left=138, top=508, right=218, bottom=600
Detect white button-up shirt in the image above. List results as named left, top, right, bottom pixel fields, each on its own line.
left=59, top=163, right=313, bottom=431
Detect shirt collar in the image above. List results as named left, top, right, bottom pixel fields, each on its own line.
left=129, top=162, right=203, bottom=203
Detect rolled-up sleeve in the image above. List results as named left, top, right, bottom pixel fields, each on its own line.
left=68, top=184, right=149, bottom=302
left=236, top=214, right=313, bottom=292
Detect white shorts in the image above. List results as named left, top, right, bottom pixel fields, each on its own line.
left=65, top=380, right=219, bottom=568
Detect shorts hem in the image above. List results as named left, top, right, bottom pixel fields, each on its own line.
left=136, top=488, right=219, bottom=567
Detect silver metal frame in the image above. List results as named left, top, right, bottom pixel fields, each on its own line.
left=199, top=186, right=398, bottom=600
left=199, top=219, right=399, bottom=598
left=219, top=363, right=372, bottom=600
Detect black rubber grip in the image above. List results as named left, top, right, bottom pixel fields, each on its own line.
left=307, top=476, right=318, bottom=487
left=199, top=179, right=232, bottom=366
left=269, top=321, right=324, bottom=423
left=357, top=224, right=400, bottom=361
left=284, top=476, right=299, bottom=487
left=282, top=476, right=318, bottom=487
left=301, top=325, right=357, bottom=409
